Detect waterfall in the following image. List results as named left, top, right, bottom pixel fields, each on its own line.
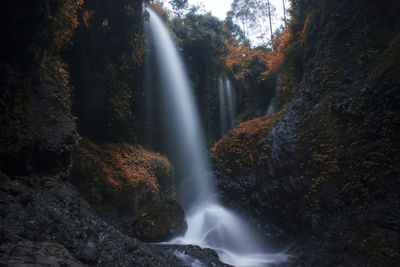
left=218, top=77, right=236, bottom=137
left=218, top=78, right=227, bottom=136
left=144, top=8, right=213, bottom=208
left=144, top=8, right=288, bottom=266
left=225, top=79, right=236, bottom=130
left=266, top=97, right=276, bottom=114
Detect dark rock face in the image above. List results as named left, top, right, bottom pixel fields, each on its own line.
left=0, top=69, right=77, bottom=176
left=128, top=201, right=187, bottom=242
left=214, top=0, right=400, bottom=266
left=0, top=226, right=84, bottom=267
left=0, top=0, right=78, bottom=176
left=0, top=241, right=84, bottom=267
left=0, top=172, right=227, bottom=266
left=68, top=0, right=145, bottom=143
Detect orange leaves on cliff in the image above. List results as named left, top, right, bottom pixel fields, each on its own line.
left=101, top=143, right=173, bottom=196
left=262, top=27, right=295, bottom=76
left=82, top=9, right=95, bottom=27
left=102, top=18, right=109, bottom=27
left=213, top=108, right=287, bottom=177
left=125, top=4, right=135, bottom=17
left=225, top=24, right=297, bottom=80
left=50, top=0, right=84, bottom=51
left=224, top=16, right=309, bottom=82
left=130, top=34, right=145, bottom=66
left=225, top=42, right=269, bottom=80
left=264, top=14, right=311, bottom=76
left=72, top=139, right=177, bottom=216
left=76, top=140, right=175, bottom=207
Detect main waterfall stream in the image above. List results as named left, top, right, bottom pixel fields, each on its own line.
left=144, top=8, right=288, bottom=266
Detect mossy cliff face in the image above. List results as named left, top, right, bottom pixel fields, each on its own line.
left=213, top=109, right=286, bottom=178
left=214, top=0, right=400, bottom=265
left=0, top=0, right=81, bottom=176
left=71, top=139, right=187, bottom=242
left=68, top=0, right=145, bottom=143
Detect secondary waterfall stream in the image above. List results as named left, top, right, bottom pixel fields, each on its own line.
left=218, top=77, right=236, bottom=137
left=144, top=8, right=288, bottom=266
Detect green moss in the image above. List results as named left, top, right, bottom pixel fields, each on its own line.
left=367, top=235, right=400, bottom=266
left=297, top=102, right=340, bottom=209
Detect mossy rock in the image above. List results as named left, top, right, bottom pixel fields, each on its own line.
left=130, top=200, right=187, bottom=242
left=70, top=139, right=186, bottom=242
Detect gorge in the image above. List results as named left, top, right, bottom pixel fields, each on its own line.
left=0, top=0, right=399, bottom=266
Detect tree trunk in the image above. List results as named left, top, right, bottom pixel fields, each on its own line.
left=283, top=0, right=286, bottom=26
left=267, top=0, right=273, bottom=43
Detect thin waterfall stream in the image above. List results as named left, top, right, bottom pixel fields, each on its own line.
left=218, top=77, right=236, bottom=137
left=144, top=8, right=288, bottom=266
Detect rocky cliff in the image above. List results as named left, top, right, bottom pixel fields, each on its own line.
left=214, top=0, right=400, bottom=265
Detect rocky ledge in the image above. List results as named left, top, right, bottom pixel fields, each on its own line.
left=0, top=172, right=229, bottom=266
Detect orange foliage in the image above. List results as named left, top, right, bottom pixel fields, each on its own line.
left=99, top=143, right=174, bottom=197
left=263, top=14, right=311, bottom=77
left=297, top=13, right=311, bottom=43
left=125, top=4, right=135, bottom=17
left=213, top=107, right=287, bottom=177
left=75, top=140, right=175, bottom=208
left=262, top=27, right=295, bottom=76
left=50, top=0, right=84, bottom=51
left=224, top=26, right=295, bottom=80
left=130, top=33, right=145, bottom=66
left=151, top=4, right=168, bottom=20
left=82, top=9, right=95, bottom=27
left=225, top=13, right=310, bottom=81
left=225, top=42, right=269, bottom=80
left=72, top=140, right=176, bottom=216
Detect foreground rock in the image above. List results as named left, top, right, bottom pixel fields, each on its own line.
left=0, top=226, right=84, bottom=267
left=0, top=172, right=229, bottom=266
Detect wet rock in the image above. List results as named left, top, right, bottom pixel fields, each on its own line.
left=0, top=241, right=85, bottom=266
left=0, top=172, right=230, bottom=266
left=150, top=244, right=232, bottom=267
left=128, top=200, right=187, bottom=242
left=0, top=226, right=84, bottom=266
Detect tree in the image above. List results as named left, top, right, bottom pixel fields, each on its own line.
left=169, top=0, right=187, bottom=9
left=282, top=0, right=287, bottom=26
left=229, top=0, right=276, bottom=45
left=266, top=0, right=274, bottom=42
left=229, top=0, right=255, bottom=38
left=169, top=0, right=188, bottom=18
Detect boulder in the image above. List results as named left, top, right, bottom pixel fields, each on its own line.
left=70, top=139, right=187, bottom=241
left=129, top=201, right=187, bottom=242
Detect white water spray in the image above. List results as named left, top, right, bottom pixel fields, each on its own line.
left=145, top=8, right=288, bottom=266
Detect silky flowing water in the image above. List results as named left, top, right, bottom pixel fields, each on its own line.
left=218, top=77, right=236, bottom=137
left=144, top=8, right=288, bottom=266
